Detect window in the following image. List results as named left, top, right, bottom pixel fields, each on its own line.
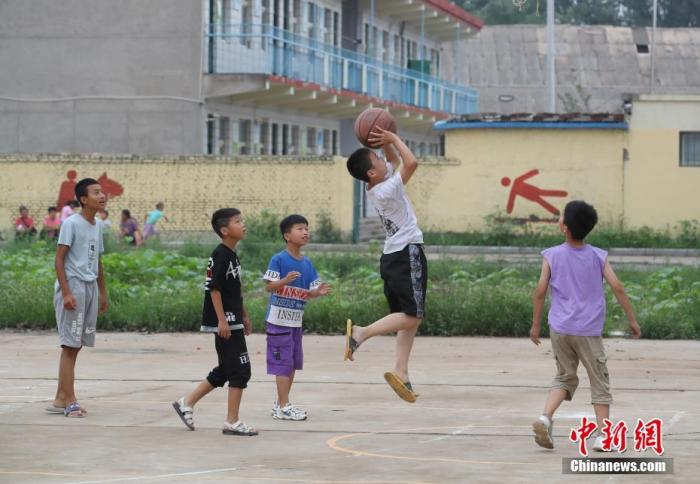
left=431, top=49, right=440, bottom=76
left=680, top=132, right=700, bottom=167
left=306, top=127, right=317, bottom=154
left=307, top=2, right=316, bottom=39
left=290, top=125, right=300, bottom=155
left=206, top=114, right=216, bottom=154
left=271, top=123, right=279, bottom=155
left=382, top=30, right=389, bottom=63
left=332, top=129, right=338, bottom=155
left=221, top=0, right=231, bottom=35
left=323, top=129, right=331, bottom=155
left=238, top=119, right=251, bottom=155
left=282, top=124, right=289, bottom=155
left=218, top=117, right=230, bottom=155
left=292, top=0, right=301, bottom=34
left=333, top=11, right=339, bottom=47
left=324, top=8, right=333, bottom=45
left=261, top=121, right=270, bottom=155
left=393, top=34, right=400, bottom=66
left=240, top=1, right=252, bottom=47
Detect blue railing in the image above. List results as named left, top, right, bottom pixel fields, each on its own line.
left=205, top=24, right=478, bottom=115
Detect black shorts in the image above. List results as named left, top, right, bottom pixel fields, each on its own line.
left=379, top=244, right=428, bottom=318
left=207, top=331, right=251, bottom=389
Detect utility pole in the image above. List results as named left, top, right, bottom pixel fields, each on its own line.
left=650, top=0, right=658, bottom=93
left=546, top=0, right=556, bottom=112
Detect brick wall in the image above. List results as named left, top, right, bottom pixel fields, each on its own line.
left=0, top=154, right=354, bottom=236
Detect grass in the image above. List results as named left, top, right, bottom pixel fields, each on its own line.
left=1, top=239, right=699, bottom=339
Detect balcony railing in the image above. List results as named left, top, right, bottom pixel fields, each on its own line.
left=205, top=24, right=478, bottom=115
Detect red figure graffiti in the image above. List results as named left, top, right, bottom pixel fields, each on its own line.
left=57, top=170, right=78, bottom=208
left=97, top=172, right=124, bottom=200
left=501, top=169, right=568, bottom=216
left=57, top=170, right=124, bottom=206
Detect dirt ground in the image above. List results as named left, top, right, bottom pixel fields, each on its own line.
left=1, top=332, right=698, bottom=483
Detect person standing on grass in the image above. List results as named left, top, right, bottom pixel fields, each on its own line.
left=48, top=178, right=108, bottom=418
left=344, top=127, right=427, bottom=403
left=529, top=200, right=642, bottom=451
left=143, top=202, right=169, bottom=240
left=263, top=214, right=331, bottom=421
left=172, top=208, right=257, bottom=436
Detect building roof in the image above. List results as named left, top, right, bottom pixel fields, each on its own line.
left=435, top=112, right=627, bottom=130
left=447, top=25, right=700, bottom=113
left=422, top=0, right=485, bottom=30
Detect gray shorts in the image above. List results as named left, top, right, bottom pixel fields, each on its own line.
left=54, top=279, right=99, bottom=348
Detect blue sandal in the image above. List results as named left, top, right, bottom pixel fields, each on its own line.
left=64, top=402, right=86, bottom=418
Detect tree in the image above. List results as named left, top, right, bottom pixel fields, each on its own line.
left=457, top=0, right=700, bottom=27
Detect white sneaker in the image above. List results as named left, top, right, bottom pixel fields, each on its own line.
left=532, top=415, right=554, bottom=449
left=592, top=434, right=609, bottom=452
left=272, top=402, right=308, bottom=421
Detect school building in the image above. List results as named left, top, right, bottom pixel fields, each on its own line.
left=0, top=0, right=482, bottom=158
left=1, top=95, right=698, bottom=239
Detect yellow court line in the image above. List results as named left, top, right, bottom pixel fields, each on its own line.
left=326, top=432, right=538, bottom=466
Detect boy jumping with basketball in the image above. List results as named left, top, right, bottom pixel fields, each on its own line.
left=529, top=200, right=641, bottom=450
left=345, top=127, right=427, bottom=403
left=172, top=208, right=257, bottom=436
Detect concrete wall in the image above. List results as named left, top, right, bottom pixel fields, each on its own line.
left=0, top=154, right=355, bottom=236
left=422, top=128, right=626, bottom=231
left=624, top=95, right=700, bottom=230
left=0, top=0, right=204, bottom=154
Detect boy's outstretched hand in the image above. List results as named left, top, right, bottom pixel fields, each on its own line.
left=629, top=320, right=642, bottom=339
left=529, top=323, right=542, bottom=346
left=311, top=282, right=332, bottom=297
left=367, top=126, right=398, bottom=148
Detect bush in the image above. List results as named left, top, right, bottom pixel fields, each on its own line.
left=1, top=241, right=699, bottom=339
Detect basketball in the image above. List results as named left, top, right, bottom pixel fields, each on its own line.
left=354, top=108, right=397, bottom=148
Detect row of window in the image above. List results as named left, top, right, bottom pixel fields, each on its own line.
left=363, top=24, right=441, bottom=76
left=206, top=115, right=443, bottom=157
left=680, top=132, right=700, bottom=166
left=213, top=0, right=440, bottom=74
left=207, top=115, right=339, bottom=156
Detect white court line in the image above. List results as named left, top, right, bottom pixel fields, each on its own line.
left=68, top=467, right=238, bottom=484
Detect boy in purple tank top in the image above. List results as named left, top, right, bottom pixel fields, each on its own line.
left=529, top=201, right=641, bottom=451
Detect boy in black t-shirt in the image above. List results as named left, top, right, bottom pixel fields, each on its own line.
left=172, top=208, right=257, bottom=436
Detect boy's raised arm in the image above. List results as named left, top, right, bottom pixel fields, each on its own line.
left=368, top=127, right=418, bottom=184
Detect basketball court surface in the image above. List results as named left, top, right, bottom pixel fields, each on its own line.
left=1, top=332, right=698, bottom=483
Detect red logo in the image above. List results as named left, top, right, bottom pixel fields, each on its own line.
left=570, top=418, right=664, bottom=456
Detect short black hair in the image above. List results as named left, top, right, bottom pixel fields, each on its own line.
left=75, top=178, right=100, bottom=207
left=121, top=209, right=131, bottom=218
left=563, top=200, right=598, bottom=240
left=48, top=206, right=57, bottom=212
left=346, top=148, right=373, bottom=183
left=103, top=210, right=109, bottom=217
left=211, top=208, right=241, bottom=238
left=280, top=214, right=308, bottom=241
left=156, top=202, right=164, bottom=209
left=68, top=200, right=80, bottom=208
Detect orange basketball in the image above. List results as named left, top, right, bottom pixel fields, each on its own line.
left=354, top=108, right=397, bottom=148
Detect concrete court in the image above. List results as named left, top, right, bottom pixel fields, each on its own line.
left=1, top=331, right=698, bottom=484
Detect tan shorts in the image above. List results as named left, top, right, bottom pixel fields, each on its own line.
left=550, top=330, right=612, bottom=405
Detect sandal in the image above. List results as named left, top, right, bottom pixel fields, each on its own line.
left=47, top=404, right=87, bottom=415
left=344, top=319, right=360, bottom=361
left=222, top=420, right=258, bottom=436
left=384, top=372, right=418, bottom=403
left=172, top=397, right=195, bottom=430
left=64, top=402, right=86, bottom=418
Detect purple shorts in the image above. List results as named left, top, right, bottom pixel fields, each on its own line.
left=266, top=323, right=303, bottom=376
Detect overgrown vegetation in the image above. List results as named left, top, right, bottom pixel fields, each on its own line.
left=424, top=218, right=700, bottom=249
left=1, top=240, right=698, bottom=339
